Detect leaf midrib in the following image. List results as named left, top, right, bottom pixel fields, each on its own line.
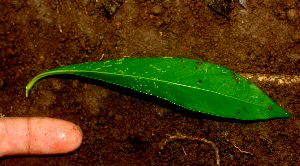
left=40, top=69, right=263, bottom=108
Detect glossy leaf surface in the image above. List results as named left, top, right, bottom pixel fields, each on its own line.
left=26, top=57, right=291, bottom=120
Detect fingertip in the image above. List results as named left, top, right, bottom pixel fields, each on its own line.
left=29, top=117, right=83, bottom=155
left=0, top=117, right=83, bottom=157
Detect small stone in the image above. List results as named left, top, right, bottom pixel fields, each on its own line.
left=156, top=107, right=171, bottom=119
left=152, top=5, right=162, bottom=15
left=223, top=129, right=231, bottom=138
left=163, top=17, right=171, bottom=24
left=104, top=2, right=120, bottom=16
left=206, top=0, right=234, bottom=16
left=115, top=21, right=121, bottom=29
left=162, top=0, right=171, bottom=8
left=287, top=9, right=298, bottom=20
left=155, top=19, right=164, bottom=27
left=149, top=14, right=155, bottom=19
left=72, top=80, right=79, bottom=88
left=111, top=128, right=121, bottom=140
left=287, top=54, right=300, bottom=61
left=52, top=79, right=63, bottom=91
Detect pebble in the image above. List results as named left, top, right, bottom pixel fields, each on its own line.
left=111, top=128, right=128, bottom=141
left=152, top=5, right=162, bottom=15
left=155, top=19, right=164, bottom=27
left=287, top=9, right=298, bottom=20
left=72, top=80, right=79, bottom=88
left=162, top=0, right=171, bottom=8
left=155, top=107, right=171, bottom=119
left=291, top=30, right=300, bottom=42
left=163, top=17, right=171, bottom=24
left=104, top=2, right=120, bottom=16
left=287, top=54, right=300, bottom=61
left=222, top=129, right=231, bottom=138
left=52, top=79, right=63, bottom=91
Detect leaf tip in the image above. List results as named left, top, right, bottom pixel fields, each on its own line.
left=284, top=111, right=292, bottom=118
left=26, top=87, right=29, bottom=98
left=274, top=107, right=292, bottom=119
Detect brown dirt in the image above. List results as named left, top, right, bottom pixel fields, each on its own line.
left=0, top=0, right=299, bottom=165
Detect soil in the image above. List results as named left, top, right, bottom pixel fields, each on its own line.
left=0, top=0, right=299, bottom=165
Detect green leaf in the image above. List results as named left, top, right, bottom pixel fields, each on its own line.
left=26, top=57, right=291, bottom=120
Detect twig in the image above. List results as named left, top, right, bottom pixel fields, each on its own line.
left=99, top=54, right=105, bottom=61
left=240, top=73, right=300, bottom=85
left=232, top=143, right=252, bottom=155
left=227, top=139, right=253, bottom=155
left=159, top=132, right=220, bottom=165
left=56, top=0, right=62, bottom=33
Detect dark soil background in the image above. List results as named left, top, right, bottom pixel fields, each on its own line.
left=0, top=0, right=299, bottom=165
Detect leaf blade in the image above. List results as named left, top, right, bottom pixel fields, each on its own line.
left=26, top=57, right=291, bottom=120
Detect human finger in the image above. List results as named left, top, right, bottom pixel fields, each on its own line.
left=0, top=117, right=83, bottom=157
